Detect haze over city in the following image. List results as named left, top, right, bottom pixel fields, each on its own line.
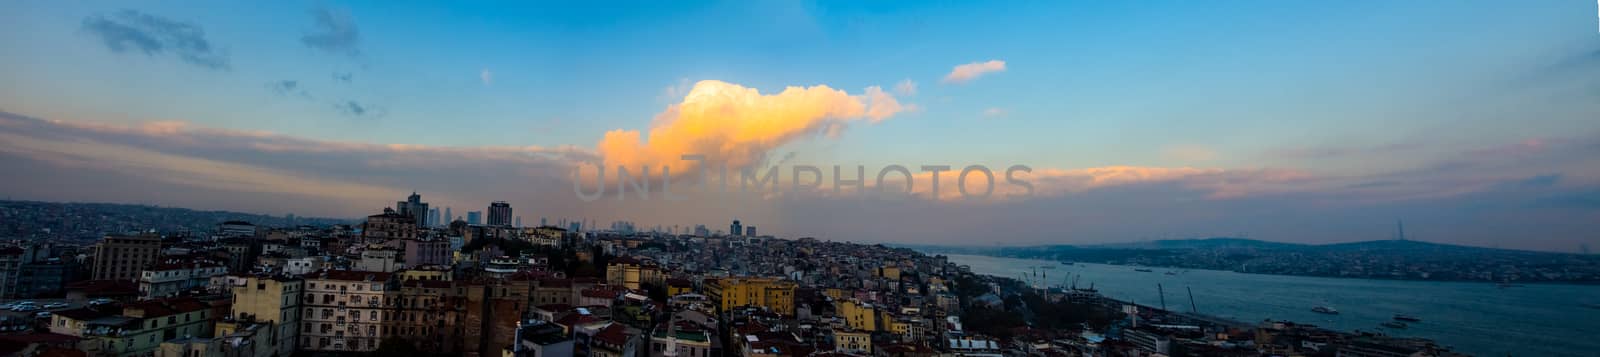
left=3, top=1, right=1599, bottom=251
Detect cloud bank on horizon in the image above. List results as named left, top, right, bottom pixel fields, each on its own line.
left=2, top=1, right=1599, bottom=251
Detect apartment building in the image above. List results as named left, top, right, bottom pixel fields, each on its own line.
left=139, top=260, right=227, bottom=299
left=300, top=270, right=395, bottom=353
left=704, top=278, right=797, bottom=316
left=392, top=279, right=467, bottom=353
left=93, top=235, right=163, bottom=282
left=228, top=275, right=304, bottom=356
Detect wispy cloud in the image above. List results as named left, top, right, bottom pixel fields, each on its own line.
left=80, top=10, right=229, bottom=70
left=981, top=107, right=1007, bottom=118
left=894, top=79, right=918, bottom=97
left=660, top=78, right=692, bottom=101
left=3, top=108, right=1597, bottom=250
left=332, top=100, right=383, bottom=118
left=0, top=110, right=592, bottom=216
left=943, top=60, right=1006, bottom=84
left=332, top=72, right=353, bottom=83
left=480, top=69, right=493, bottom=85
left=301, top=6, right=361, bottom=56
left=267, top=80, right=310, bottom=98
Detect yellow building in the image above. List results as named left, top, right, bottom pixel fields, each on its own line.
left=666, top=278, right=694, bottom=296
left=833, top=329, right=872, bottom=354
left=605, top=256, right=663, bottom=290
left=877, top=266, right=901, bottom=280
left=56, top=298, right=214, bottom=357
left=227, top=276, right=303, bottom=356
left=705, top=277, right=797, bottom=316
left=400, top=269, right=452, bottom=282
left=888, top=317, right=924, bottom=342
left=835, top=299, right=878, bottom=331
left=605, top=260, right=640, bottom=290
left=824, top=288, right=846, bottom=300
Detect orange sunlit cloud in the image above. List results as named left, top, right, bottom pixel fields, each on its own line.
left=596, top=80, right=909, bottom=175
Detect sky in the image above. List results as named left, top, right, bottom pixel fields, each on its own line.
left=2, top=1, right=1598, bottom=251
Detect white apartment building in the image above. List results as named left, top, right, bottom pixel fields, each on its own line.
left=138, top=260, right=228, bottom=300
left=300, top=270, right=395, bottom=353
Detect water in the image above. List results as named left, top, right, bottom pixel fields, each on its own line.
left=939, top=254, right=1600, bottom=357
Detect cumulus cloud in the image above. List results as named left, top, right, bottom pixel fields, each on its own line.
left=80, top=10, right=230, bottom=70
left=301, top=6, right=361, bottom=56
left=595, top=80, right=908, bottom=173
left=943, top=60, right=1006, bottom=84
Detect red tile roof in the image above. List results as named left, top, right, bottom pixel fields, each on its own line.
left=538, top=278, right=572, bottom=288
left=592, top=323, right=629, bottom=346
left=581, top=286, right=627, bottom=299
left=0, top=333, right=81, bottom=344
left=554, top=312, right=601, bottom=327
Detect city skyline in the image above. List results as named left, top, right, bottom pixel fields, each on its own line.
left=3, top=1, right=1599, bottom=250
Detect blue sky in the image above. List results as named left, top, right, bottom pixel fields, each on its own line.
left=2, top=1, right=1598, bottom=250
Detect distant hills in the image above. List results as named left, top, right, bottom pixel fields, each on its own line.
left=1, top=199, right=356, bottom=241
left=904, top=237, right=1600, bottom=283
left=907, top=237, right=1569, bottom=257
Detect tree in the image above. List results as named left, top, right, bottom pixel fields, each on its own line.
left=960, top=306, right=1024, bottom=340
left=640, top=282, right=668, bottom=302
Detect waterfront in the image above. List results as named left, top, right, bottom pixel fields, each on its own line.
left=939, top=253, right=1600, bottom=357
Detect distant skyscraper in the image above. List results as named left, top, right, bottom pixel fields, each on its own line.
left=488, top=201, right=512, bottom=226
left=515, top=216, right=522, bottom=228
left=444, top=207, right=453, bottom=224
left=396, top=192, right=429, bottom=226
left=730, top=220, right=742, bottom=237
left=694, top=225, right=710, bottom=236
left=568, top=222, right=581, bottom=233
left=427, top=208, right=440, bottom=227
left=467, top=211, right=482, bottom=225
left=541, top=217, right=548, bottom=227
left=746, top=226, right=756, bottom=237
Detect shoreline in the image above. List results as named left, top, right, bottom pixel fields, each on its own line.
left=947, top=252, right=1600, bottom=286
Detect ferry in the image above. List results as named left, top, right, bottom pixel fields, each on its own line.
left=1392, top=314, right=1421, bottom=322
left=1134, top=268, right=1154, bottom=272
left=1311, top=306, right=1339, bottom=314
left=1380, top=321, right=1408, bottom=329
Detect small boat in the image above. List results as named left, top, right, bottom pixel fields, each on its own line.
left=1380, top=321, right=1408, bottom=329
left=1060, top=261, right=1073, bottom=266
left=1134, top=268, right=1154, bottom=272
left=1393, top=314, right=1420, bottom=322
left=1311, top=306, right=1339, bottom=314
left=1164, top=271, right=1177, bottom=275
